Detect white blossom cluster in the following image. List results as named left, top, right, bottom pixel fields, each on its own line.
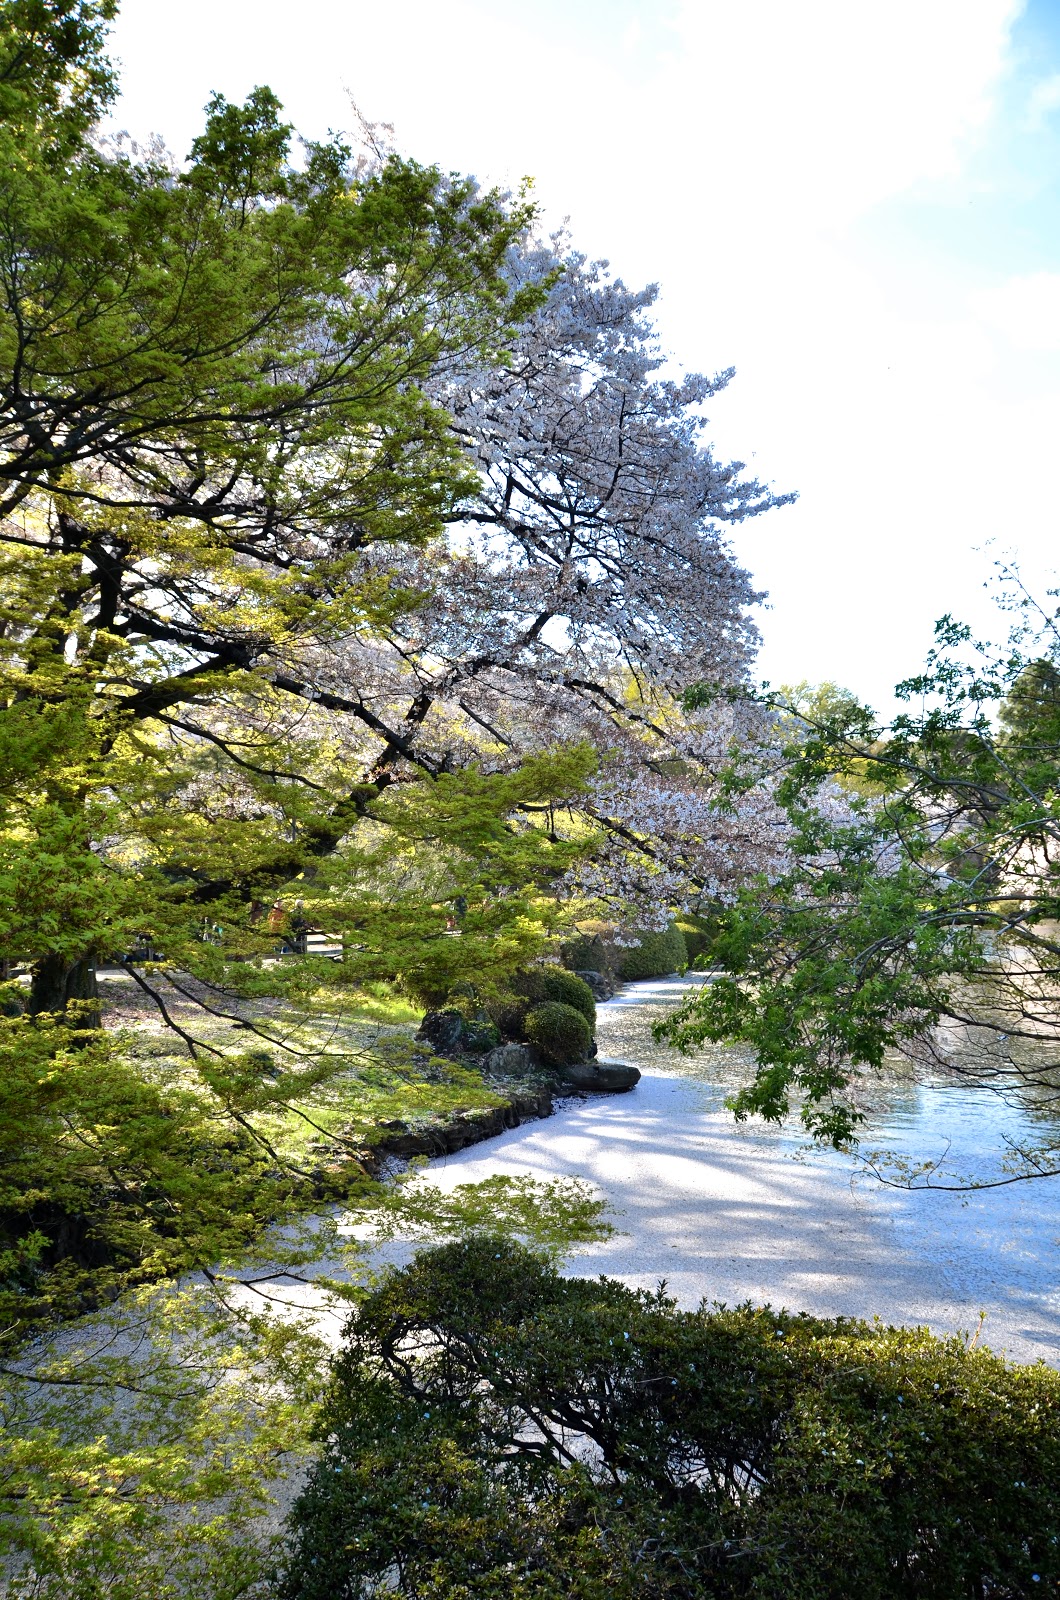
left=571, top=750, right=793, bottom=931
left=186, top=244, right=798, bottom=919
left=441, top=241, right=790, bottom=696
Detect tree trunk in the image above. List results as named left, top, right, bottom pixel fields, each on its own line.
left=29, top=952, right=101, bottom=1024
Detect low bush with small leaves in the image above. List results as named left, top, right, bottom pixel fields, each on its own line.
left=281, top=1237, right=1060, bottom=1600
left=490, top=969, right=598, bottom=1043
left=524, top=1001, right=593, bottom=1067
left=617, top=923, right=688, bottom=980
left=452, top=1014, right=501, bottom=1053
left=513, top=966, right=596, bottom=1024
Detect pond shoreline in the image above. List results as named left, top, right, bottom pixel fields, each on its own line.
left=407, top=975, right=1060, bottom=1369
left=362, top=1079, right=557, bottom=1167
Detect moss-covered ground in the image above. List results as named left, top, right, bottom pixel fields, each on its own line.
left=99, top=965, right=507, bottom=1177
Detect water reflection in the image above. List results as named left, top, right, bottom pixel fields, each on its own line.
left=412, top=975, right=1060, bottom=1364
left=597, top=976, right=1060, bottom=1187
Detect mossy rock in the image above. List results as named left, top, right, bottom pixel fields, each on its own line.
left=559, top=1059, right=640, bottom=1093
left=416, top=1009, right=499, bottom=1055
left=524, top=1002, right=592, bottom=1068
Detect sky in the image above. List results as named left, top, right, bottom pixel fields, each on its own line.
left=103, top=0, right=1060, bottom=713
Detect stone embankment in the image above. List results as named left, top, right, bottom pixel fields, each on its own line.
left=365, top=1007, right=641, bottom=1172
left=361, top=1083, right=556, bottom=1169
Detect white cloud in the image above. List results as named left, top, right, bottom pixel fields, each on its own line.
left=104, top=1, right=1018, bottom=233
left=661, top=0, right=1019, bottom=226
left=969, top=272, right=1060, bottom=352
left=104, top=0, right=1054, bottom=713
left=1027, top=71, right=1060, bottom=128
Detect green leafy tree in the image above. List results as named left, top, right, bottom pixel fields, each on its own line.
left=998, top=656, right=1060, bottom=794
left=0, top=0, right=118, bottom=142
left=661, top=575, right=1060, bottom=1176
left=0, top=0, right=544, bottom=1018
left=0, top=0, right=587, bottom=1344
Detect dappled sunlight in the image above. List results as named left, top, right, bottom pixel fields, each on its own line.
left=400, top=978, right=1060, bottom=1366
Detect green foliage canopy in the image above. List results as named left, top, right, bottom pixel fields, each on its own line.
left=663, top=590, right=1060, bottom=1164
left=283, top=1236, right=1060, bottom=1598
left=0, top=0, right=589, bottom=1347
left=0, top=0, right=554, bottom=1010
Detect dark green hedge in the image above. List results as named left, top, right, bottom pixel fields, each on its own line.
left=539, top=968, right=596, bottom=1025
left=675, top=916, right=717, bottom=970
left=560, top=931, right=611, bottom=973
left=490, top=968, right=597, bottom=1041
left=617, top=923, right=688, bottom=980
left=282, top=1238, right=1060, bottom=1600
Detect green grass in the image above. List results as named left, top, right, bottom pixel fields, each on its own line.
left=108, top=971, right=505, bottom=1180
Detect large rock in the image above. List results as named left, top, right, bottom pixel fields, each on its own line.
left=484, top=1041, right=541, bottom=1078
left=574, top=969, right=617, bottom=1002
left=415, top=1009, right=499, bottom=1056
left=415, top=1009, right=465, bottom=1054
left=557, top=1058, right=640, bottom=1093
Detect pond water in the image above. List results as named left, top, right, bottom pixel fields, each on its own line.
left=418, top=976, right=1060, bottom=1366
left=598, top=976, right=1060, bottom=1184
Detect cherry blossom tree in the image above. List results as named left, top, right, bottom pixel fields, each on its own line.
left=236, top=241, right=797, bottom=931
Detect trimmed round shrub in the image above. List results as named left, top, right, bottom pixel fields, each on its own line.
left=399, top=971, right=457, bottom=1010
left=505, top=966, right=595, bottom=1028
left=617, top=922, right=688, bottom=980
left=523, top=1001, right=592, bottom=1067
left=562, top=923, right=626, bottom=977
left=539, top=967, right=595, bottom=1027
left=282, top=1237, right=1060, bottom=1600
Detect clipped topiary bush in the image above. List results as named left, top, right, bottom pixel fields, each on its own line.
left=506, top=965, right=596, bottom=1021
left=509, top=966, right=549, bottom=1004
left=617, top=922, right=688, bottom=980
left=523, top=1001, right=592, bottom=1067
left=675, top=915, right=717, bottom=970
left=282, top=1237, right=1060, bottom=1600
left=486, top=969, right=595, bottom=1042
left=539, top=967, right=595, bottom=1027
left=399, top=971, right=456, bottom=1011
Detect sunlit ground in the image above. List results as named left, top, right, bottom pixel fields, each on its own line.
left=413, top=976, right=1060, bottom=1366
